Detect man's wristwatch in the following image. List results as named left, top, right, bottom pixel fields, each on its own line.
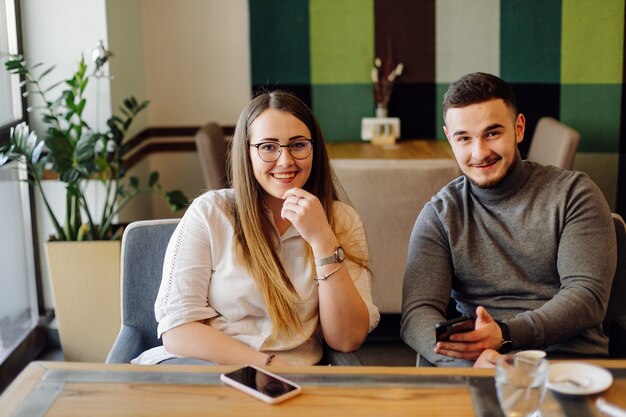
left=495, top=320, right=513, bottom=353
left=314, top=246, right=345, bottom=266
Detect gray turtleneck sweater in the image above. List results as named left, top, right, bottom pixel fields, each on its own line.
left=400, top=160, right=616, bottom=367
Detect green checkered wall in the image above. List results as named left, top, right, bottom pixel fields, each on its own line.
left=250, top=0, right=626, bottom=211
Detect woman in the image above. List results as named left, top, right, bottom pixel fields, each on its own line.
left=133, top=91, right=379, bottom=366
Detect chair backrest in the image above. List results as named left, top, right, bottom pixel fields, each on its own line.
left=331, top=158, right=460, bottom=313
left=120, top=219, right=180, bottom=350
left=194, top=122, right=228, bottom=190
left=604, top=213, right=626, bottom=357
left=527, top=117, right=580, bottom=170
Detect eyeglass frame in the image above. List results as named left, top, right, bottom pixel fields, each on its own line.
left=248, top=138, right=314, bottom=162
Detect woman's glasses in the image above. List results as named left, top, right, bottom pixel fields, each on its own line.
left=249, top=139, right=313, bottom=162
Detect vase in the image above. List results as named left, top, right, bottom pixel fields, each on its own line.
left=375, top=105, right=388, bottom=118
left=46, top=240, right=121, bottom=362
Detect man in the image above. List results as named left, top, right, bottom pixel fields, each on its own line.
left=400, top=72, right=616, bottom=367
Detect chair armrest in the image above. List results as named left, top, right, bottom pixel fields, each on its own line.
left=322, top=345, right=364, bottom=366
left=105, top=325, right=365, bottom=365
left=106, top=325, right=146, bottom=364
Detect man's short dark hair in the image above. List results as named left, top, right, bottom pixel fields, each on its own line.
left=442, top=72, right=518, bottom=121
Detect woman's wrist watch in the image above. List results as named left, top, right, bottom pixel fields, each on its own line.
left=495, top=320, right=513, bottom=353
left=314, top=246, right=345, bottom=266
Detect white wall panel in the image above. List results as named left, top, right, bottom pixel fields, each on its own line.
left=436, top=0, right=500, bottom=83
left=20, top=0, right=111, bottom=137
left=141, top=0, right=250, bottom=126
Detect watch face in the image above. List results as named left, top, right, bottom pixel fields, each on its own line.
left=498, top=340, right=513, bottom=354
left=336, top=246, right=345, bottom=262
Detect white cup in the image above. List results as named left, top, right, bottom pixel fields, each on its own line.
left=514, top=350, right=547, bottom=362
left=496, top=353, right=548, bottom=417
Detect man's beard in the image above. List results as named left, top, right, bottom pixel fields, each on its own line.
left=466, top=150, right=520, bottom=189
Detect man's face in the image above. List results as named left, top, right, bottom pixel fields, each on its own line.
left=443, top=99, right=525, bottom=188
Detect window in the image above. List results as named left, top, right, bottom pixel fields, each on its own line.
left=0, top=0, right=24, bottom=145
left=0, top=160, right=39, bottom=363
left=0, top=0, right=45, bottom=393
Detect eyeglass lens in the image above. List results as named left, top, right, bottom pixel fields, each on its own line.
left=255, top=140, right=312, bottom=162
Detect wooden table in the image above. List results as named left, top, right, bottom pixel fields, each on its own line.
left=326, top=139, right=454, bottom=160
left=1, top=361, right=625, bottom=417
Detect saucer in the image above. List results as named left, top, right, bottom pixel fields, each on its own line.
left=547, top=363, right=613, bottom=395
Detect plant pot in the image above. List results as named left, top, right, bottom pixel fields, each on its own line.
left=375, top=105, right=388, bottom=118
left=46, top=240, right=121, bottom=362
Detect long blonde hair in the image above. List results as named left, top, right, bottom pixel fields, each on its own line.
left=228, top=91, right=350, bottom=338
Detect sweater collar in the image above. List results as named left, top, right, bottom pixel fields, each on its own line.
left=468, top=158, right=533, bottom=203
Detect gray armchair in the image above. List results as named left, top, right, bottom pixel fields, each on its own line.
left=194, top=122, right=228, bottom=190
left=106, top=219, right=362, bottom=365
left=527, top=117, right=580, bottom=170
left=604, top=213, right=626, bottom=358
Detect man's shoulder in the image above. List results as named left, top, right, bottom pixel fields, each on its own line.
left=427, top=176, right=468, bottom=210
left=526, top=161, right=598, bottom=194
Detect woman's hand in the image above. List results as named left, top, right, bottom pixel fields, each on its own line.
left=280, top=188, right=338, bottom=255
left=473, top=349, right=500, bottom=368
left=281, top=188, right=370, bottom=351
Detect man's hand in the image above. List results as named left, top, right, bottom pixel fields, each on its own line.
left=434, top=306, right=503, bottom=360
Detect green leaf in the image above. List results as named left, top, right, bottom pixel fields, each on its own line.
left=129, top=176, right=139, bottom=189
left=39, top=65, right=56, bottom=79
left=32, top=158, right=47, bottom=180
left=76, top=98, right=86, bottom=115
left=43, top=80, right=64, bottom=93
left=60, top=168, right=84, bottom=183
left=42, top=114, right=58, bottom=124
left=166, top=190, right=189, bottom=212
left=119, top=142, right=131, bottom=156
left=148, top=171, right=159, bottom=188
left=46, top=129, right=75, bottom=178
left=119, top=107, right=131, bottom=117
left=75, top=133, right=99, bottom=163
left=5, top=60, right=23, bottom=71
left=31, top=141, right=45, bottom=164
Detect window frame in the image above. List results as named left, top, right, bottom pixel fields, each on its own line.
left=0, top=0, right=27, bottom=146
left=0, top=0, right=50, bottom=394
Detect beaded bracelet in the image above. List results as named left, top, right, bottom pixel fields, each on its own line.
left=265, top=353, right=275, bottom=366
left=314, top=262, right=345, bottom=285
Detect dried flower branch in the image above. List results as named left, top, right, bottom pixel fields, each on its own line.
left=371, top=52, right=403, bottom=109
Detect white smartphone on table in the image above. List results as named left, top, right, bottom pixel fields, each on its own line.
left=220, top=365, right=302, bottom=404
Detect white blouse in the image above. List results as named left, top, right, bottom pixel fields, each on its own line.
left=132, top=189, right=379, bottom=365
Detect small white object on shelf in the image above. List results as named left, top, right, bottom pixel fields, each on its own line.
left=361, top=117, right=400, bottom=143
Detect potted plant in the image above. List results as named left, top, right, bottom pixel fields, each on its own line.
left=0, top=49, right=188, bottom=361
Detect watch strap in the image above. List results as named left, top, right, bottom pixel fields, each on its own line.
left=315, top=246, right=343, bottom=266
left=495, top=320, right=513, bottom=353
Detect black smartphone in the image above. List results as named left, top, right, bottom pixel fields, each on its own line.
left=221, top=365, right=302, bottom=404
left=435, top=314, right=476, bottom=342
